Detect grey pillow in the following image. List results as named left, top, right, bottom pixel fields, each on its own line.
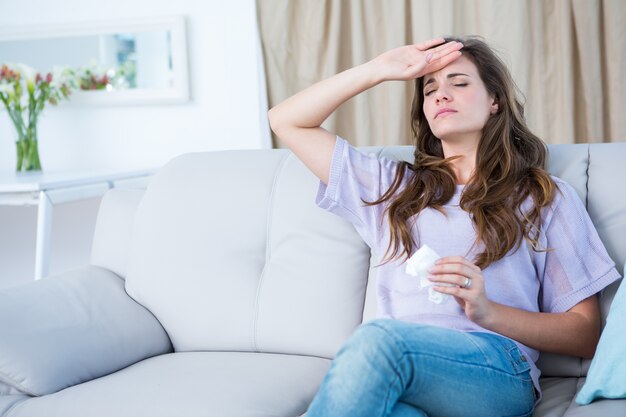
left=0, top=266, right=172, bottom=396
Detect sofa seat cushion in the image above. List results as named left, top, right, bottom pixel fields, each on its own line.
left=0, top=395, right=29, bottom=417
left=534, top=377, right=626, bottom=416
left=6, top=352, right=330, bottom=417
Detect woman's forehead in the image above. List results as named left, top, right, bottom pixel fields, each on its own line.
left=423, top=55, right=478, bottom=81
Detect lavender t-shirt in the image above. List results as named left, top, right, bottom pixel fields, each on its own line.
left=316, top=136, right=621, bottom=396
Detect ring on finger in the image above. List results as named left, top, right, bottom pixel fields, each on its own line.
left=462, top=277, right=472, bottom=289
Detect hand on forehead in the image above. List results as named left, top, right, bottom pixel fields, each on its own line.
left=423, top=54, right=476, bottom=83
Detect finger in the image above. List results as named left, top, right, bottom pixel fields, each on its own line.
left=432, top=285, right=466, bottom=298
left=428, top=273, right=466, bottom=287
left=429, top=262, right=476, bottom=278
left=429, top=40, right=463, bottom=55
left=415, top=37, right=446, bottom=51
left=404, top=42, right=461, bottom=77
left=425, top=49, right=463, bottom=73
left=435, top=256, right=481, bottom=272
left=437, top=256, right=467, bottom=263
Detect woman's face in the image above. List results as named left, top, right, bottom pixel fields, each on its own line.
left=422, top=55, right=496, bottom=143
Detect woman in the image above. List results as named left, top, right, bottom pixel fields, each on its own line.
left=268, top=37, right=620, bottom=417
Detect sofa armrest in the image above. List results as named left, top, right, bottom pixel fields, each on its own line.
left=90, top=188, right=145, bottom=279
left=0, top=266, right=172, bottom=397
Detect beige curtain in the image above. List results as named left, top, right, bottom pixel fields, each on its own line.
left=257, top=0, right=626, bottom=147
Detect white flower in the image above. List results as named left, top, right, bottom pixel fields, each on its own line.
left=0, top=84, right=14, bottom=95
left=14, top=63, right=37, bottom=82
left=50, top=65, right=75, bottom=88
left=12, top=63, right=37, bottom=94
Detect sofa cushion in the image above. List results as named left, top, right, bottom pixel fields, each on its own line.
left=0, top=266, right=171, bottom=397
left=0, top=395, right=29, bottom=417
left=533, top=377, right=626, bottom=416
left=254, top=155, right=371, bottom=357
left=535, top=142, right=626, bottom=379
left=587, top=142, right=626, bottom=271
left=534, top=377, right=579, bottom=417
left=90, top=188, right=145, bottom=279
left=126, top=151, right=370, bottom=358
left=545, top=144, right=590, bottom=202
left=7, top=352, right=331, bottom=417
left=576, top=272, right=626, bottom=404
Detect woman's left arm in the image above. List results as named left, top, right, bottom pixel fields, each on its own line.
left=429, top=256, right=601, bottom=358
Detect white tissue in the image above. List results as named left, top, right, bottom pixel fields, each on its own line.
left=405, top=244, right=451, bottom=304
left=405, top=244, right=440, bottom=277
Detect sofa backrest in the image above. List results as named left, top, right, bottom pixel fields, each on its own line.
left=100, top=142, right=625, bottom=371
left=124, top=151, right=371, bottom=359
left=539, top=143, right=626, bottom=377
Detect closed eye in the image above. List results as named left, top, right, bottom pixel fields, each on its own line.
left=425, top=83, right=468, bottom=96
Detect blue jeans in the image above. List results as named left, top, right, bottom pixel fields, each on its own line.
left=307, top=319, right=536, bottom=417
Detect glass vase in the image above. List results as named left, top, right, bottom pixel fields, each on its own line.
left=15, top=126, right=42, bottom=172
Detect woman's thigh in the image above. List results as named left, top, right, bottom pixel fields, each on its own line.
left=367, top=319, right=536, bottom=417
left=389, top=401, right=428, bottom=417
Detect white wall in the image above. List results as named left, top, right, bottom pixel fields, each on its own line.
left=0, top=0, right=270, bottom=288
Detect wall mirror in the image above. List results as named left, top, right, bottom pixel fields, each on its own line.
left=0, top=16, right=189, bottom=105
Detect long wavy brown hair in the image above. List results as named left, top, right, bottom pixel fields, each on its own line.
left=367, top=36, right=557, bottom=269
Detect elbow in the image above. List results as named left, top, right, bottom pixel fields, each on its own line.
left=267, top=107, right=283, bottom=136
left=267, top=107, right=291, bottom=146
left=580, top=343, right=597, bottom=360
left=267, top=108, right=278, bottom=133
left=582, top=333, right=601, bottom=359
left=580, top=322, right=601, bottom=359
left=567, top=301, right=602, bottom=359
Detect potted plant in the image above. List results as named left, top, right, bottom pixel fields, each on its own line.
left=0, top=63, right=76, bottom=172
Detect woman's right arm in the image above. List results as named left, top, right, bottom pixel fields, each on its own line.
left=268, top=38, right=463, bottom=184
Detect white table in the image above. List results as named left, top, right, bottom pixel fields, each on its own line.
left=0, top=168, right=156, bottom=280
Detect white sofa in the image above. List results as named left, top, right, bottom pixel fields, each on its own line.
left=1, top=142, right=625, bottom=416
